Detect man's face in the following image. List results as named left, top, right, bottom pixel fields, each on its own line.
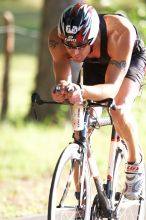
left=65, top=44, right=90, bottom=62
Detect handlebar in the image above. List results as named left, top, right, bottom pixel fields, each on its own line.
left=31, top=92, right=121, bottom=110
left=31, top=92, right=63, bottom=105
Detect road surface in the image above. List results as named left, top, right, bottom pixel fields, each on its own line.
left=13, top=200, right=146, bottom=220
left=12, top=215, right=46, bottom=220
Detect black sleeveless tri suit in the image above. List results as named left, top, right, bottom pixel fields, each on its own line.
left=83, top=14, right=146, bottom=87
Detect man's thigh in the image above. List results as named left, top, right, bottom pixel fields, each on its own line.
left=126, top=52, right=146, bottom=88
left=116, top=53, right=146, bottom=106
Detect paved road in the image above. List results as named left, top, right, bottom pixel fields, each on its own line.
left=12, top=215, right=46, bottom=220
left=13, top=205, right=146, bottom=220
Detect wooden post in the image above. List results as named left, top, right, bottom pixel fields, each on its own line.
left=1, top=11, right=15, bottom=119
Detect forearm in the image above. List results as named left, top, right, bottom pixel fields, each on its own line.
left=53, top=62, right=72, bottom=84
left=82, top=84, right=118, bottom=101
left=54, top=72, right=72, bottom=84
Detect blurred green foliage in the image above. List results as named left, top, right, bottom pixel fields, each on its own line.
left=0, top=0, right=146, bottom=122
left=0, top=0, right=145, bottom=55
left=88, top=0, right=146, bottom=41
left=0, top=0, right=41, bottom=55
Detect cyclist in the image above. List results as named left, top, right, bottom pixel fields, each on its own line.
left=48, top=3, right=146, bottom=200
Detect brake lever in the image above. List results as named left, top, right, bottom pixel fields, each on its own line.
left=53, top=84, right=74, bottom=94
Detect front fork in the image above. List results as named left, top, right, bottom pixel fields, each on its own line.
left=73, top=131, right=116, bottom=218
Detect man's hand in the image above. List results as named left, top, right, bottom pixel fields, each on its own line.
left=51, top=80, right=68, bottom=103
left=51, top=80, right=83, bottom=104
left=66, top=83, right=83, bottom=104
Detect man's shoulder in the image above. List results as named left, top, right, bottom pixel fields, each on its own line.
left=48, top=26, right=68, bottom=61
left=48, top=26, right=62, bottom=50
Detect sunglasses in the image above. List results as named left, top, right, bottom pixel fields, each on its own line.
left=63, top=41, right=89, bottom=49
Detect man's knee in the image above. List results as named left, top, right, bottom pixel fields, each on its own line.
left=110, top=107, right=127, bottom=124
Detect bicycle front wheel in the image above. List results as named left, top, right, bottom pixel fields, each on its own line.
left=112, top=142, right=146, bottom=220
left=48, top=143, right=91, bottom=220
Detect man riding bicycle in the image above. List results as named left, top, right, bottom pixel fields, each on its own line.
left=48, top=2, right=146, bottom=200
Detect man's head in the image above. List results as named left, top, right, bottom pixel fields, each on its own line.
left=58, top=3, right=99, bottom=49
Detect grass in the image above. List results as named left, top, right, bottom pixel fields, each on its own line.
left=0, top=120, right=113, bottom=180
left=0, top=54, right=37, bottom=119
left=0, top=101, right=146, bottom=219
left=0, top=121, right=72, bottom=180
left=0, top=114, right=112, bottom=219
left=0, top=119, right=113, bottom=219
left=0, top=120, right=72, bottom=219
left=0, top=50, right=114, bottom=219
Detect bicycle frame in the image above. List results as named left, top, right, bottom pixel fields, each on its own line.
left=75, top=102, right=119, bottom=218
left=32, top=93, right=123, bottom=218
left=32, top=93, right=145, bottom=220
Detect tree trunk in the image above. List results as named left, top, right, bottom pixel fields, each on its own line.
left=1, top=11, right=15, bottom=119
left=28, top=0, right=80, bottom=121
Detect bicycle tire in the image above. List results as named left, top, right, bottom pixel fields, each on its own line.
left=112, top=142, right=146, bottom=220
left=48, top=143, right=91, bottom=220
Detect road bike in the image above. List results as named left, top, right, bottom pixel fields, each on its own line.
left=32, top=93, right=146, bottom=220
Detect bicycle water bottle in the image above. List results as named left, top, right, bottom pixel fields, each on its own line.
left=71, top=104, right=84, bottom=131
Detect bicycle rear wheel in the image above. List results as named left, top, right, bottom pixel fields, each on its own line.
left=112, top=142, right=146, bottom=220
left=48, top=143, right=91, bottom=220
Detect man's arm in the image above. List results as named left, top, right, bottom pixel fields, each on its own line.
left=48, top=27, right=73, bottom=102
left=82, top=20, right=136, bottom=101
left=48, top=27, right=72, bottom=83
